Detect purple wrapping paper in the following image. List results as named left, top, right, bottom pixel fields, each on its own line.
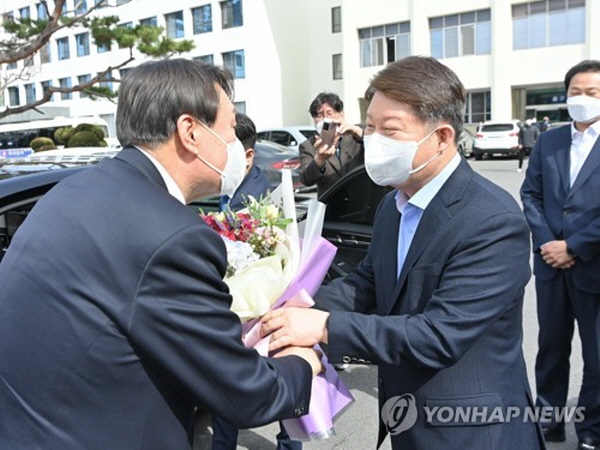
left=242, top=236, right=355, bottom=441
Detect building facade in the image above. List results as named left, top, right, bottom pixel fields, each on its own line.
left=1, top=0, right=598, bottom=136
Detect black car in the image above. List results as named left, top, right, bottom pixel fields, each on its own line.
left=1, top=153, right=388, bottom=278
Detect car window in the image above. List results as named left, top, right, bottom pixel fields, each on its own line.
left=256, top=131, right=270, bottom=141
left=268, top=131, right=292, bottom=147
left=481, top=124, right=516, bottom=132
left=299, top=130, right=318, bottom=140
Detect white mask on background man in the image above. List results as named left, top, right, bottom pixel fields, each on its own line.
left=196, top=122, right=247, bottom=197
left=364, top=128, right=440, bottom=186
left=567, top=95, right=600, bottom=123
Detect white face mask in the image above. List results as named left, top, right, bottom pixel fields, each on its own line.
left=196, top=122, right=246, bottom=197
left=364, top=128, right=440, bottom=187
left=567, top=95, right=600, bottom=124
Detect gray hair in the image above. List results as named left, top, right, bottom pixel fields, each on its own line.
left=116, top=59, right=234, bottom=148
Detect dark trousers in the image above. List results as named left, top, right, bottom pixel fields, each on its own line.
left=518, top=148, right=529, bottom=169
left=535, top=270, right=600, bottom=442
left=211, top=416, right=302, bottom=450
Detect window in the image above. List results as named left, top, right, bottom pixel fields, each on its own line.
left=75, top=0, right=87, bottom=15
left=41, top=81, right=53, bottom=101
left=36, top=3, right=47, bottom=19
left=222, top=49, right=245, bottom=79
left=24, top=56, right=34, bottom=67
left=331, top=7, right=341, bottom=33
left=332, top=54, right=342, bottom=80
left=430, top=9, right=491, bottom=59
left=512, top=0, right=585, bottom=50
left=25, top=83, right=36, bottom=103
left=8, top=87, right=20, bottom=106
left=117, top=22, right=133, bottom=48
left=192, top=5, right=212, bottom=34
left=221, top=0, right=243, bottom=29
left=465, top=90, right=491, bottom=123
left=140, top=16, right=157, bottom=27
left=359, top=22, right=411, bottom=68
left=116, top=0, right=131, bottom=5
left=7, top=61, right=17, bottom=70
left=40, top=43, right=51, bottom=63
left=95, top=0, right=108, bottom=8
left=59, top=77, right=72, bottom=100
left=78, top=74, right=92, bottom=98
left=194, top=54, right=214, bottom=65
left=97, top=41, right=111, bottom=53
left=98, top=70, right=113, bottom=90
left=76, top=32, right=90, bottom=57
left=233, top=101, right=246, bottom=114
left=19, top=6, right=31, bottom=19
left=57, top=37, right=70, bottom=60
left=165, top=11, right=184, bottom=38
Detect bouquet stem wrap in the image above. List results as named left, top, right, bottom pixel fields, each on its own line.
left=242, top=171, right=354, bottom=441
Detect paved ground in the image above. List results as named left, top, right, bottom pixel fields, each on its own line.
left=194, top=157, right=584, bottom=450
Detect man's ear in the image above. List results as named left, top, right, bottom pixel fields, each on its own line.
left=437, top=125, right=456, bottom=152
left=176, top=115, right=199, bottom=154
left=245, top=148, right=254, bottom=170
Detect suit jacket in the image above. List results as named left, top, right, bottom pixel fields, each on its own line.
left=0, top=147, right=312, bottom=450
left=520, top=124, right=600, bottom=293
left=315, top=160, right=543, bottom=449
left=299, top=133, right=364, bottom=197
left=226, top=164, right=271, bottom=211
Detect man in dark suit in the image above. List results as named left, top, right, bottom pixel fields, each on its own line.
left=0, top=59, right=322, bottom=450
left=299, top=92, right=364, bottom=198
left=521, top=59, right=600, bottom=450
left=219, top=112, right=272, bottom=212
left=261, top=56, right=544, bottom=449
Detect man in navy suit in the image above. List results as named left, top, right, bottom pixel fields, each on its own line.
left=521, top=59, right=600, bottom=450
left=0, top=59, right=322, bottom=450
left=261, top=56, right=544, bottom=449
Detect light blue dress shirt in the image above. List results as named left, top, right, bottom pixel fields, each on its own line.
left=395, top=153, right=462, bottom=278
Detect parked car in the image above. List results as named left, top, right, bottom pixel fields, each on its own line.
left=257, top=126, right=318, bottom=152
left=472, top=120, right=522, bottom=160
left=252, top=140, right=304, bottom=191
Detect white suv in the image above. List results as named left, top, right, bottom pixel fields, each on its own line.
left=473, top=120, right=521, bottom=160
left=257, top=126, right=317, bottom=152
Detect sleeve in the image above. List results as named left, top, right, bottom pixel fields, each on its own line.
left=299, top=139, right=324, bottom=187
left=325, top=211, right=532, bottom=370
left=127, top=223, right=312, bottom=428
left=520, top=135, right=557, bottom=251
left=566, top=215, right=600, bottom=263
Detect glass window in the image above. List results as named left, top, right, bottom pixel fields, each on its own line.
left=444, top=27, right=459, bottom=58
left=40, top=43, right=51, bottom=64
left=36, top=3, right=46, bottom=19
left=140, top=16, right=157, bottom=27
left=97, top=42, right=111, bottom=53
left=57, top=37, right=70, bottom=60
left=233, top=101, right=246, bottom=114
left=19, top=6, right=31, bottom=19
left=359, top=21, right=410, bottom=67
left=221, top=0, right=243, bottom=29
left=8, top=87, right=20, bottom=106
left=476, top=21, right=491, bottom=54
left=194, top=54, right=214, bottom=65
left=165, top=11, right=184, bottom=38
left=116, top=0, right=130, bottom=5
left=332, top=54, right=342, bottom=80
left=59, top=77, right=72, bottom=100
left=331, top=6, right=341, bottom=33
left=24, top=56, right=34, bottom=67
left=429, top=9, right=491, bottom=58
left=222, top=49, right=245, bottom=79
left=78, top=74, right=91, bottom=98
left=461, top=24, right=475, bottom=55
left=76, top=32, right=90, bottom=57
left=75, top=0, right=87, bottom=15
left=98, top=70, right=113, bottom=90
left=7, top=61, right=17, bottom=70
left=25, top=83, right=36, bottom=103
left=465, top=90, right=491, bottom=124
left=95, top=0, right=108, bottom=8
left=41, top=81, right=53, bottom=102
left=192, top=5, right=212, bottom=34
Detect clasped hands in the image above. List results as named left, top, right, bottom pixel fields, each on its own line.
left=260, top=307, right=330, bottom=377
left=313, top=120, right=363, bottom=167
left=540, top=240, right=575, bottom=269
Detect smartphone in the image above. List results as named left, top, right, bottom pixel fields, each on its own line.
left=320, top=119, right=338, bottom=147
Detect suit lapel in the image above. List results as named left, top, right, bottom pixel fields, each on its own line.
left=553, top=126, right=573, bottom=196
left=568, top=135, right=600, bottom=198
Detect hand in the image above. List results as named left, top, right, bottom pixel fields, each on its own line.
left=336, top=120, right=363, bottom=140
left=540, top=240, right=575, bottom=269
left=260, top=307, right=330, bottom=352
left=313, top=137, right=336, bottom=166
left=273, top=346, right=324, bottom=377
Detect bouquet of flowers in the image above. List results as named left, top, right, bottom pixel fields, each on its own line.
left=200, top=170, right=354, bottom=441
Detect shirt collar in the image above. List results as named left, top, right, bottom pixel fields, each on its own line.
left=395, top=152, right=462, bottom=212
left=571, top=120, right=600, bottom=139
left=136, top=146, right=187, bottom=204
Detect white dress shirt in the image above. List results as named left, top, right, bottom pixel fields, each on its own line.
left=570, top=120, right=600, bottom=187
left=137, top=146, right=187, bottom=204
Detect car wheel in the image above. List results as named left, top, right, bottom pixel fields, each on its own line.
left=474, top=153, right=483, bottom=161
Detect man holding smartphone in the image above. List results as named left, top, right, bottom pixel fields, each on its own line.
left=299, top=92, right=365, bottom=197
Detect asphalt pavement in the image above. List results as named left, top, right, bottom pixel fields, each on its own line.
left=194, top=157, right=584, bottom=450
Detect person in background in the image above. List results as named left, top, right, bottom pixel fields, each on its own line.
left=518, top=118, right=540, bottom=172
left=0, top=59, right=322, bottom=450
left=299, top=92, right=364, bottom=198
left=538, top=116, right=551, bottom=132
left=521, top=59, right=600, bottom=450
left=212, top=112, right=302, bottom=450
left=261, top=56, right=543, bottom=450
left=219, top=112, right=271, bottom=212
